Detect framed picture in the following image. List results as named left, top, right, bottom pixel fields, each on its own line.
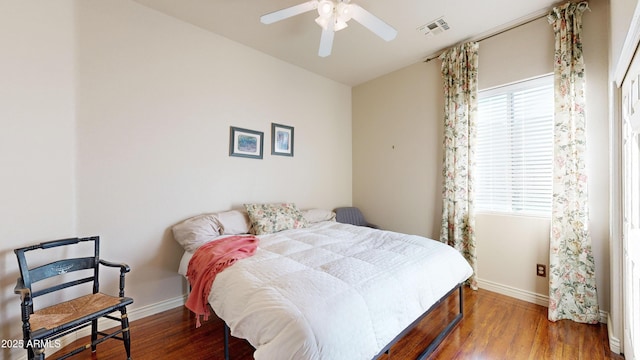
left=271, top=123, right=294, bottom=157
left=229, top=126, right=263, bottom=159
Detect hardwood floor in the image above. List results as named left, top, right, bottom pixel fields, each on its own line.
left=53, top=287, right=623, bottom=360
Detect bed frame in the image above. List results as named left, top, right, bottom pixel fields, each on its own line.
left=221, top=283, right=464, bottom=360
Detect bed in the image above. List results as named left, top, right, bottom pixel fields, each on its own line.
left=175, top=206, right=473, bottom=360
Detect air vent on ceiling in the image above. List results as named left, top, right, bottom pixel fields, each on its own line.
left=417, top=17, right=450, bottom=37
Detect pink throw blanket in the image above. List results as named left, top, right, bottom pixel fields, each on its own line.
left=185, top=235, right=259, bottom=327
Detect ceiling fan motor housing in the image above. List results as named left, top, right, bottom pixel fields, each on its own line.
left=316, top=0, right=353, bottom=31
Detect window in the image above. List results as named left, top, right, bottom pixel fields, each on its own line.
left=476, top=75, right=554, bottom=216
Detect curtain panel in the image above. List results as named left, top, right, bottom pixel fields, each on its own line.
left=439, top=42, right=479, bottom=290
left=547, top=1, right=600, bottom=324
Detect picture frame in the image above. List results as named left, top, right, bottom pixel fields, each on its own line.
left=229, top=126, right=263, bottom=159
left=271, top=123, right=294, bottom=157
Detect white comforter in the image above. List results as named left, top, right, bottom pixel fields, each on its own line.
left=179, top=221, right=472, bottom=360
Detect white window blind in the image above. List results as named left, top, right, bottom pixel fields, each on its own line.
left=476, top=75, right=554, bottom=216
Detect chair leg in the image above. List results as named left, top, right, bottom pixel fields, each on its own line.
left=33, top=346, right=45, bottom=360
left=91, top=318, right=98, bottom=352
left=120, top=308, right=132, bottom=360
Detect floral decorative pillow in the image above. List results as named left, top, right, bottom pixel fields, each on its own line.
left=244, top=203, right=308, bottom=235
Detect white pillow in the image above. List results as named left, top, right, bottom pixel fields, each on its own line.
left=214, top=210, right=251, bottom=235
left=172, top=214, right=221, bottom=252
left=302, top=208, right=336, bottom=223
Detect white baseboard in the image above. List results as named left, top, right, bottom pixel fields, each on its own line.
left=17, top=294, right=187, bottom=360
left=477, top=278, right=549, bottom=307
left=127, top=294, right=187, bottom=321
left=476, top=278, right=609, bottom=324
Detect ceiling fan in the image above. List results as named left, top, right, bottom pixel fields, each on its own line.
left=260, top=0, right=398, bottom=57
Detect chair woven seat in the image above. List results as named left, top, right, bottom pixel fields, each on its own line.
left=30, top=293, right=133, bottom=333
left=14, top=236, right=133, bottom=360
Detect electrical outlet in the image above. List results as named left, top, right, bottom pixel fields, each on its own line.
left=536, top=264, right=546, bottom=277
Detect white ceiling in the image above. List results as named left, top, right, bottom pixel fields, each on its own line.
left=133, top=0, right=559, bottom=86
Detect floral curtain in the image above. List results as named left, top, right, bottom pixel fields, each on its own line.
left=439, top=42, right=479, bottom=290
left=547, top=1, right=599, bottom=324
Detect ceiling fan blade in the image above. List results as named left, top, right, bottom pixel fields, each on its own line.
left=260, top=1, right=319, bottom=25
left=318, top=26, right=335, bottom=57
left=349, top=4, right=397, bottom=41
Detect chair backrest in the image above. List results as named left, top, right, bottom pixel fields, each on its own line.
left=14, top=236, right=101, bottom=299
left=334, top=207, right=368, bottom=227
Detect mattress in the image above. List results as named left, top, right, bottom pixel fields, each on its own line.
left=179, top=221, right=472, bottom=360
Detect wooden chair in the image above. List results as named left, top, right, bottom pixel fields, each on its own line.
left=14, top=236, right=133, bottom=360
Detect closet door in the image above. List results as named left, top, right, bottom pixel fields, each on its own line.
left=621, top=57, right=640, bottom=360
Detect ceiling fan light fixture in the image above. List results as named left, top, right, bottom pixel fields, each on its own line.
left=260, top=0, right=398, bottom=57
left=317, top=0, right=334, bottom=18
left=336, top=3, right=352, bottom=22
left=316, top=1, right=350, bottom=31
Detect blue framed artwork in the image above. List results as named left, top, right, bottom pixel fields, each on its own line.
left=271, top=123, right=294, bottom=157
left=229, top=126, right=263, bottom=159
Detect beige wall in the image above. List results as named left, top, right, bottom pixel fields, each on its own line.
left=1, top=1, right=352, bottom=358
left=610, top=0, right=638, bottom=72
left=352, top=61, right=444, bottom=238
left=74, top=0, right=352, bottom=310
left=0, top=2, right=77, bottom=359
left=353, top=1, right=611, bottom=312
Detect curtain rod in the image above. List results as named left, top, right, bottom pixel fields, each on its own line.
left=423, top=11, right=548, bottom=63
